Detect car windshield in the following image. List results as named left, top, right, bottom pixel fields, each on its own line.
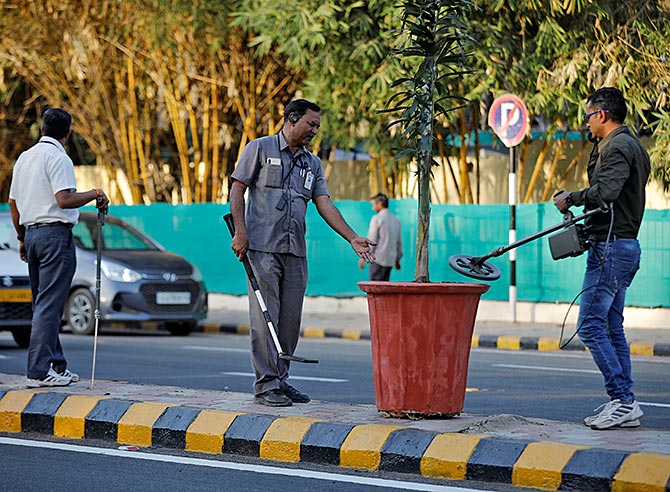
left=73, top=219, right=159, bottom=251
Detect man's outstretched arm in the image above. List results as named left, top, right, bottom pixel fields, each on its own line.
left=314, top=195, right=376, bottom=263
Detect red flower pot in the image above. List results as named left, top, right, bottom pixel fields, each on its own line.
left=358, top=281, right=489, bottom=418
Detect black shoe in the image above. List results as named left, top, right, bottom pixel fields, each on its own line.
left=254, top=389, right=292, bottom=407
left=281, top=383, right=311, bottom=403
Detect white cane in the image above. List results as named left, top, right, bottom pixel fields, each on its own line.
left=90, top=204, right=106, bottom=389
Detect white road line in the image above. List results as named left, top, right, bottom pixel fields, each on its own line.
left=221, top=371, right=348, bottom=383
left=474, top=347, right=670, bottom=364
left=183, top=345, right=249, bottom=354
left=639, top=402, right=670, bottom=409
left=492, top=363, right=601, bottom=374
left=0, top=437, right=492, bottom=492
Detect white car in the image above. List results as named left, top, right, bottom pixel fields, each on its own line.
left=0, top=211, right=32, bottom=347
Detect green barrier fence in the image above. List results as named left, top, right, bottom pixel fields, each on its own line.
left=2, top=201, right=668, bottom=307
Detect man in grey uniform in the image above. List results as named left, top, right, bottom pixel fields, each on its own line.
left=230, top=99, right=376, bottom=407
left=359, top=193, right=402, bottom=281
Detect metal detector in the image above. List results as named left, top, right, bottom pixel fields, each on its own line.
left=449, top=206, right=608, bottom=281
left=90, top=203, right=106, bottom=388
left=223, top=213, right=318, bottom=364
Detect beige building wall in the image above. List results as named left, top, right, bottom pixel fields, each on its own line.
left=74, top=137, right=669, bottom=208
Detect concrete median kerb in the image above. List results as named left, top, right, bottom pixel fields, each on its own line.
left=197, top=323, right=669, bottom=358
left=1, top=387, right=669, bottom=491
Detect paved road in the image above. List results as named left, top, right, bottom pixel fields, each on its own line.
left=1, top=331, right=669, bottom=428
left=0, top=437, right=520, bottom=492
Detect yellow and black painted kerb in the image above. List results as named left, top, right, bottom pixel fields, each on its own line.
left=199, top=323, right=371, bottom=341
left=199, top=324, right=670, bottom=357
left=85, top=399, right=135, bottom=440
left=2, top=389, right=670, bottom=491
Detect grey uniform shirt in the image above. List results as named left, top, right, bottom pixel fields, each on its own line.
left=367, top=208, right=402, bottom=267
left=231, top=131, right=329, bottom=257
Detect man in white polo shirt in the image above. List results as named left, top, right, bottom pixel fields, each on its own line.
left=8, top=108, right=109, bottom=387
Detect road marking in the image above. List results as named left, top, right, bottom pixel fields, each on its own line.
left=183, top=345, right=249, bottom=354
left=0, top=437, right=493, bottom=492
left=474, top=347, right=670, bottom=364
left=221, top=371, right=348, bottom=383
left=639, top=402, right=670, bottom=409
left=492, top=363, right=601, bottom=374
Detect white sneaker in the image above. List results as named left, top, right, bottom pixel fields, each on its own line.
left=583, top=401, right=640, bottom=428
left=26, top=367, right=72, bottom=388
left=60, top=369, right=80, bottom=383
left=589, top=400, right=644, bottom=430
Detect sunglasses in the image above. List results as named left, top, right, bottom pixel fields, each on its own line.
left=583, top=109, right=608, bottom=122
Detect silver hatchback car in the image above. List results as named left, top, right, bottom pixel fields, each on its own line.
left=67, top=211, right=208, bottom=336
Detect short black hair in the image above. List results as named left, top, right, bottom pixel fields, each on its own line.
left=284, top=99, right=321, bottom=122
left=42, top=108, right=72, bottom=140
left=371, top=193, right=389, bottom=208
left=587, top=87, right=627, bottom=124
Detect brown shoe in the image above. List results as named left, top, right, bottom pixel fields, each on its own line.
left=254, top=389, right=292, bottom=407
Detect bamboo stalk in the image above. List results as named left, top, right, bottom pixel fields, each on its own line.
left=524, top=134, right=551, bottom=203
left=540, top=132, right=567, bottom=201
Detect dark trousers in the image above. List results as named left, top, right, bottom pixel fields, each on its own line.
left=25, top=225, right=76, bottom=379
left=369, top=263, right=392, bottom=281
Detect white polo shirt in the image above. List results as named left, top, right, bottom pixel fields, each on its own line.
left=8, top=136, right=79, bottom=226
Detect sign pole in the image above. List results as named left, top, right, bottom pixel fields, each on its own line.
left=488, top=93, right=528, bottom=324
left=509, top=146, right=517, bottom=323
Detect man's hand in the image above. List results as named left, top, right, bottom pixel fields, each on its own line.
left=231, top=231, right=249, bottom=261
left=395, top=260, right=401, bottom=270
left=95, top=189, right=110, bottom=212
left=351, top=237, right=376, bottom=264
left=553, top=190, right=571, bottom=213
left=19, top=242, right=27, bottom=262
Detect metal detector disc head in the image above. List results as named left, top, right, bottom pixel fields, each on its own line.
left=448, top=254, right=501, bottom=281
left=280, top=353, right=319, bottom=364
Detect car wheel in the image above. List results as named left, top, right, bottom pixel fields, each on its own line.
left=165, top=321, right=196, bottom=336
left=66, top=288, right=96, bottom=335
left=11, top=328, right=31, bottom=348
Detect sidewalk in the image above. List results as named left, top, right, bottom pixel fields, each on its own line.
left=201, top=294, right=670, bottom=357
left=1, top=372, right=669, bottom=491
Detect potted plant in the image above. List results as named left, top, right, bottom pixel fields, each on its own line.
left=358, top=0, right=488, bottom=417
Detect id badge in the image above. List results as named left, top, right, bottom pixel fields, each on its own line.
left=304, top=171, right=314, bottom=191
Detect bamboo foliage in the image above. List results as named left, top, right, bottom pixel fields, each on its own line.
left=1, top=0, right=669, bottom=203
left=0, top=1, right=300, bottom=204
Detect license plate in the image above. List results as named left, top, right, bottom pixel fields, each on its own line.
left=0, top=289, right=32, bottom=303
left=156, top=292, right=191, bottom=305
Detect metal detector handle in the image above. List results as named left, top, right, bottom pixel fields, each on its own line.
left=223, top=213, right=318, bottom=364
left=96, top=196, right=107, bottom=225
left=223, top=213, right=260, bottom=290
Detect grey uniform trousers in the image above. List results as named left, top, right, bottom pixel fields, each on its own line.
left=247, top=250, right=307, bottom=395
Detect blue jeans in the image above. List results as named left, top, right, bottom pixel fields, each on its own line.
left=25, top=224, right=76, bottom=379
left=577, top=239, right=640, bottom=403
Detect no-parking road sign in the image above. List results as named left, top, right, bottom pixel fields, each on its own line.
left=488, top=94, right=529, bottom=148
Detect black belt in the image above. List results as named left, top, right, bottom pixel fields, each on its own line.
left=27, top=222, right=74, bottom=230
